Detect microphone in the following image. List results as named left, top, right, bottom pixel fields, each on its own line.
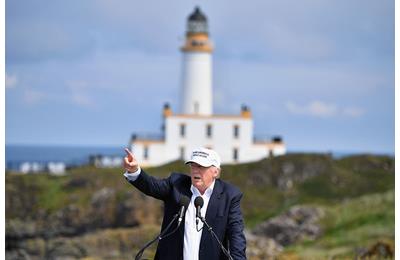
left=177, top=195, right=190, bottom=226
left=134, top=195, right=190, bottom=260
left=194, top=196, right=204, bottom=230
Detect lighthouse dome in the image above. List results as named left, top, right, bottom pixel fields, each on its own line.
left=187, top=7, right=208, bottom=34
left=188, top=7, right=207, bottom=22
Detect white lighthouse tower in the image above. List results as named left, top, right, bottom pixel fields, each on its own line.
left=180, top=7, right=213, bottom=115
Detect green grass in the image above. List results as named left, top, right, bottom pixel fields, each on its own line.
left=283, top=190, right=394, bottom=259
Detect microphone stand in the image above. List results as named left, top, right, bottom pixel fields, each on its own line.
left=134, top=213, right=179, bottom=260
left=199, top=216, right=233, bottom=260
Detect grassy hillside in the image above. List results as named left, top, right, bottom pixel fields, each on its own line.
left=6, top=153, right=394, bottom=224
left=5, top=153, right=394, bottom=259
left=282, top=190, right=394, bottom=259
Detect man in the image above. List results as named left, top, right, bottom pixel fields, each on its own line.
left=123, top=147, right=246, bottom=260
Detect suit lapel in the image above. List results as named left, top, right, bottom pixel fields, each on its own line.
left=200, top=180, right=223, bottom=249
left=205, top=180, right=223, bottom=221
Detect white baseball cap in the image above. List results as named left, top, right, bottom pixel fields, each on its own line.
left=185, top=147, right=221, bottom=168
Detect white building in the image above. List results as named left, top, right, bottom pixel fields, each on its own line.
left=18, top=161, right=66, bottom=175
left=130, top=7, right=286, bottom=167
left=90, top=155, right=123, bottom=168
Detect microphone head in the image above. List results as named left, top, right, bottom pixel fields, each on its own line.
left=179, top=195, right=190, bottom=209
left=194, top=196, right=204, bottom=208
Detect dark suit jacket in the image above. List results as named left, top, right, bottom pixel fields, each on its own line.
left=126, top=170, right=246, bottom=260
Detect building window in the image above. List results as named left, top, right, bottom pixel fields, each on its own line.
left=233, top=148, right=239, bottom=161
left=180, top=124, right=186, bottom=137
left=180, top=147, right=185, bottom=160
left=233, top=125, right=240, bottom=139
left=144, top=146, right=149, bottom=160
left=268, top=149, right=274, bottom=157
left=192, top=40, right=205, bottom=46
left=206, top=124, right=212, bottom=138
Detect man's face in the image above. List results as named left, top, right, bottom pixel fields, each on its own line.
left=189, top=162, right=219, bottom=193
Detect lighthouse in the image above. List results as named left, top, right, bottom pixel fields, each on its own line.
left=129, top=7, right=286, bottom=167
left=180, top=7, right=213, bottom=115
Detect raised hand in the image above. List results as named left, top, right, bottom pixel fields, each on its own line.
left=123, top=148, right=139, bottom=173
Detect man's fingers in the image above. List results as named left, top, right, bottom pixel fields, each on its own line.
left=123, top=148, right=139, bottom=173
left=124, top=148, right=134, bottom=159
left=124, top=156, right=131, bottom=165
left=124, top=148, right=133, bottom=155
left=123, top=157, right=136, bottom=169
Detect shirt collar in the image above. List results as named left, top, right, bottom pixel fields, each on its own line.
left=190, top=179, right=215, bottom=198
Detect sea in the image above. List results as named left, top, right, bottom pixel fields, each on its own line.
left=5, top=145, right=126, bottom=171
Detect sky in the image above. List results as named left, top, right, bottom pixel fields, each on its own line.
left=5, top=0, right=395, bottom=154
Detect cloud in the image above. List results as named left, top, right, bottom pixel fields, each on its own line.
left=5, top=73, right=18, bottom=89
left=6, top=20, right=94, bottom=63
left=23, top=89, right=46, bottom=105
left=70, top=92, right=96, bottom=108
left=286, top=100, right=337, bottom=117
left=285, top=100, right=365, bottom=118
left=66, top=80, right=89, bottom=90
left=65, top=80, right=96, bottom=108
left=343, top=107, right=365, bottom=117
left=213, top=0, right=393, bottom=64
left=5, top=1, right=184, bottom=64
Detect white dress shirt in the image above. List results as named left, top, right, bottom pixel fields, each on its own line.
left=183, top=181, right=215, bottom=260
left=124, top=169, right=215, bottom=260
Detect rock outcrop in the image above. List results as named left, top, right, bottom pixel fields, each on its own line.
left=252, top=206, right=324, bottom=247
